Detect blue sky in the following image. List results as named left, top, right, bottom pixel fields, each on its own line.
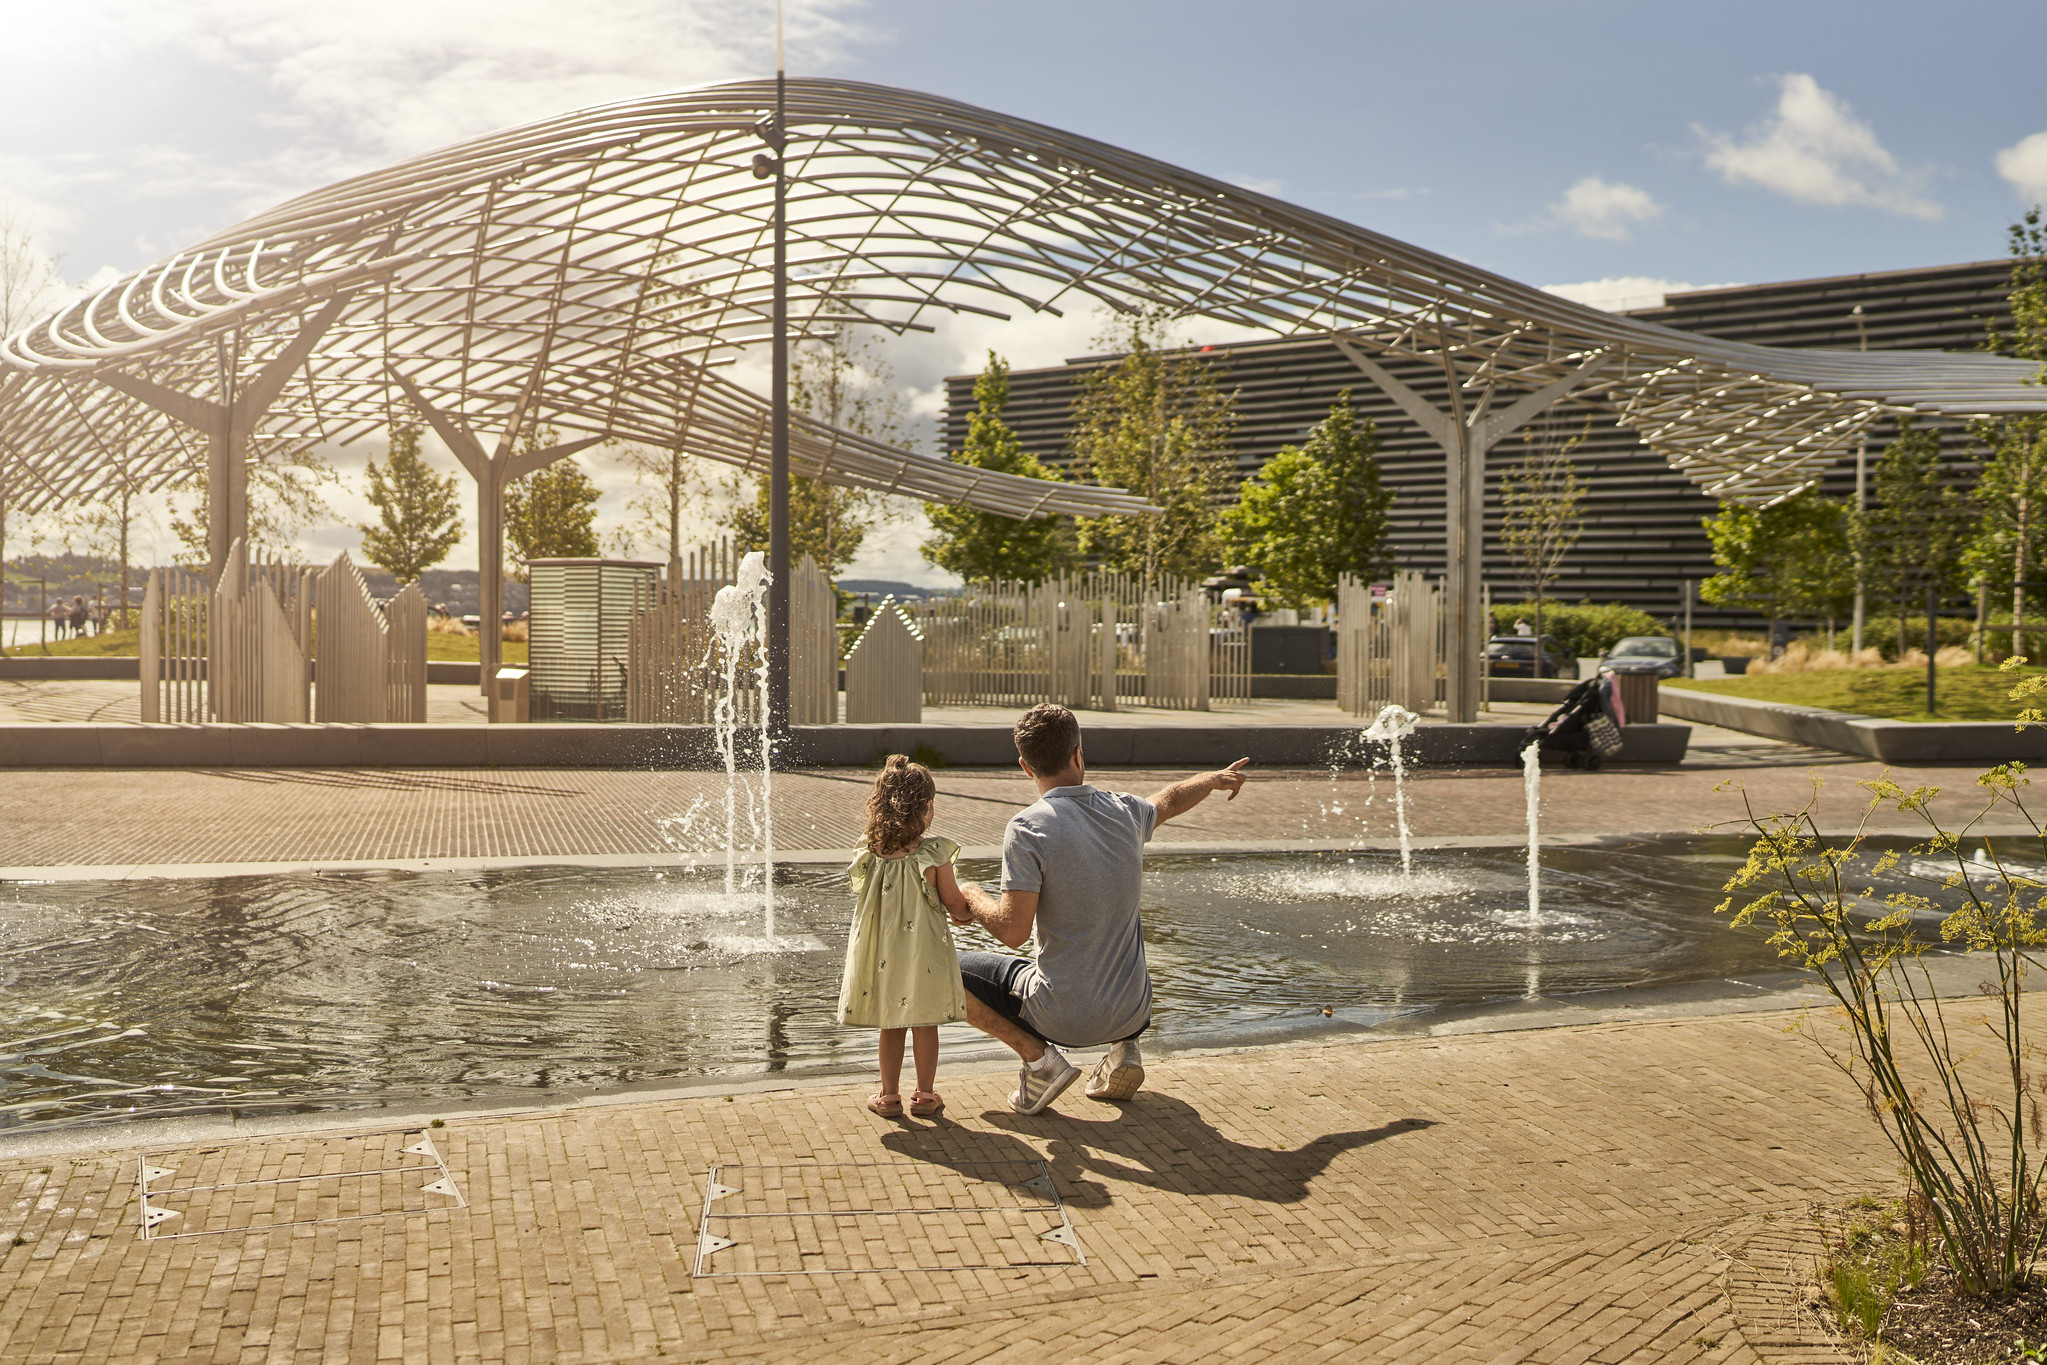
left=4, top=0, right=2044, bottom=575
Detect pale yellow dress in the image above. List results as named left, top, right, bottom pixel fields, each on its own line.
left=836, top=835, right=966, bottom=1028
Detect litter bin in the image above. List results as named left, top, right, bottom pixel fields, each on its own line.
left=1613, top=673, right=1659, bottom=724
left=489, top=667, right=530, bottom=724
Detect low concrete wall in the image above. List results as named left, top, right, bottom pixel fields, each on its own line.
left=1659, top=686, right=2047, bottom=763
left=0, top=720, right=1690, bottom=769
left=0, top=656, right=141, bottom=680
left=0, top=658, right=494, bottom=685
left=1486, top=678, right=1576, bottom=704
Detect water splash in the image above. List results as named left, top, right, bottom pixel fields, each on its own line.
left=1363, top=704, right=1420, bottom=874
left=708, top=552, right=777, bottom=943
left=1521, top=739, right=1542, bottom=924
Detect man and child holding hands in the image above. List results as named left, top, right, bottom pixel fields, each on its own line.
left=836, top=702, right=1251, bottom=1117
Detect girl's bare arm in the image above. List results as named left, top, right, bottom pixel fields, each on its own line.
left=927, top=863, right=975, bottom=923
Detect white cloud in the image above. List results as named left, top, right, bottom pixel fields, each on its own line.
left=96, top=1, right=867, bottom=163
left=1546, top=176, right=1665, bottom=241
left=1541, top=276, right=1744, bottom=312
left=1697, top=73, right=1940, bottom=220
left=1223, top=173, right=1285, bottom=196
left=1997, top=131, right=2047, bottom=206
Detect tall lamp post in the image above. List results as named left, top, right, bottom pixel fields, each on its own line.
left=755, top=11, right=791, bottom=736
left=1851, top=303, right=1869, bottom=656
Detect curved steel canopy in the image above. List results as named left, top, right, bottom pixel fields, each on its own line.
left=2, top=76, right=2043, bottom=517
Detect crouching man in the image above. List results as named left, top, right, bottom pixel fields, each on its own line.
left=953, top=703, right=1250, bottom=1113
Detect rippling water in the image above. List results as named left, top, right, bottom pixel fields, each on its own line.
left=0, top=838, right=1977, bottom=1132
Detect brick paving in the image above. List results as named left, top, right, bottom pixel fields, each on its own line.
left=0, top=1008, right=1873, bottom=1364
left=0, top=732, right=2014, bottom=1360
left=0, top=749, right=2018, bottom=873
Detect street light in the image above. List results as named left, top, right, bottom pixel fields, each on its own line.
left=1851, top=303, right=1869, bottom=656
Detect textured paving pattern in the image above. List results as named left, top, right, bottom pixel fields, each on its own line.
left=0, top=1009, right=1873, bottom=1363
left=0, top=754, right=2018, bottom=872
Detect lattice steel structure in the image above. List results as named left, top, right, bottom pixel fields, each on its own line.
left=3, top=77, right=2044, bottom=715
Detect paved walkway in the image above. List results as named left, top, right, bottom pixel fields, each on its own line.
left=0, top=1005, right=1878, bottom=1365
left=0, top=723, right=2014, bottom=1361
left=0, top=746, right=1986, bottom=877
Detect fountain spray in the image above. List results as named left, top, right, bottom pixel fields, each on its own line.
left=1363, top=704, right=1420, bottom=875
left=1520, top=739, right=1542, bottom=924
left=709, top=552, right=777, bottom=943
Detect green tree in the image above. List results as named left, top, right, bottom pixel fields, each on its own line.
left=1967, top=209, right=2047, bottom=655
left=1859, top=419, right=1970, bottom=655
left=1700, top=490, right=1855, bottom=630
left=1499, top=415, right=1588, bottom=646
left=725, top=323, right=905, bottom=576
left=1070, top=309, right=1237, bottom=580
left=358, top=423, right=463, bottom=584
left=505, top=446, right=601, bottom=583
left=1219, top=390, right=1392, bottom=607
left=921, top=351, right=1075, bottom=582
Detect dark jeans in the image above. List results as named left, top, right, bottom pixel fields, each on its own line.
left=957, top=950, right=1147, bottom=1051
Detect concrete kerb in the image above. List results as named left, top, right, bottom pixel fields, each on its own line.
left=0, top=720, right=1693, bottom=768
left=1660, top=685, right=2047, bottom=763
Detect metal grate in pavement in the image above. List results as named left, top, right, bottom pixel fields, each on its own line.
left=135, top=1129, right=465, bottom=1240
left=692, top=1159, right=1083, bottom=1276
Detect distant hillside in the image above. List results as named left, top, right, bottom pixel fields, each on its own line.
left=838, top=578, right=951, bottom=602
left=3, top=554, right=139, bottom=612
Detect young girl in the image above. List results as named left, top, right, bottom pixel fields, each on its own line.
left=836, top=755, right=972, bottom=1118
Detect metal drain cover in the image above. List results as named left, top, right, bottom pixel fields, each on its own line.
left=136, top=1130, right=465, bottom=1241
left=692, top=1159, right=1083, bottom=1276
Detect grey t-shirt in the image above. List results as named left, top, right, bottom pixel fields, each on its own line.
left=1000, top=783, right=1155, bottom=1046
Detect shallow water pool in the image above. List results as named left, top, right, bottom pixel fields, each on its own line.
left=0, top=837, right=1948, bottom=1132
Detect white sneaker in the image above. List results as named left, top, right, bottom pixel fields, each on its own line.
left=1085, top=1040, right=1145, bottom=1101
left=1009, top=1047, right=1080, bottom=1115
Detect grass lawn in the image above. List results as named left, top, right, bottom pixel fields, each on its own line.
left=7, top=627, right=144, bottom=657
left=6, top=626, right=528, bottom=666
left=426, top=632, right=527, bottom=664
left=1673, top=664, right=2046, bottom=722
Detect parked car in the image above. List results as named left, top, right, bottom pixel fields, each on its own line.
left=1599, top=635, right=1685, bottom=679
left=1485, top=635, right=1576, bottom=679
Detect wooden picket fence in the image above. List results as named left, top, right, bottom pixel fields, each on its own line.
left=138, top=565, right=211, bottom=724
left=844, top=597, right=922, bottom=723
left=1336, top=569, right=1446, bottom=717
left=625, top=544, right=837, bottom=725
left=140, top=541, right=428, bottom=724
left=914, top=571, right=1243, bottom=711
left=314, top=551, right=427, bottom=723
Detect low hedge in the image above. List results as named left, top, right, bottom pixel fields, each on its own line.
left=1489, top=600, right=1670, bottom=660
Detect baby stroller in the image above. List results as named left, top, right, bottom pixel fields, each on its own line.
left=1522, top=674, right=1623, bottom=770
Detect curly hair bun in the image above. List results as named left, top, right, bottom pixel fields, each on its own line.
left=866, top=754, right=937, bottom=855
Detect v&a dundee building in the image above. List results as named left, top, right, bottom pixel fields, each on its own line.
left=943, top=260, right=2019, bottom=628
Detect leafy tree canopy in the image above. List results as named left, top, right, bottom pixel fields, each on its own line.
left=1219, top=390, right=1392, bottom=606
left=359, top=422, right=464, bottom=584
left=1070, top=309, right=1236, bottom=580
left=505, top=447, right=601, bottom=583
left=1700, top=489, right=1854, bottom=623
left=921, top=351, right=1075, bottom=583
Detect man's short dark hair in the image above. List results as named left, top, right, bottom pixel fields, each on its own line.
left=1014, top=703, right=1082, bottom=776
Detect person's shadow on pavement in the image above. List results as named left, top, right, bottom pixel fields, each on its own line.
left=880, top=1090, right=1431, bottom=1207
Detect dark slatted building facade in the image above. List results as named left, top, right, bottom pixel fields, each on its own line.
left=939, top=259, right=2017, bottom=627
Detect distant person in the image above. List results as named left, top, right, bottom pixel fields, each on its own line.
left=68, top=597, right=88, bottom=638
left=47, top=599, right=68, bottom=640
left=837, top=755, right=971, bottom=1120
left=950, top=703, right=1251, bottom=1114
left=1513, top=618, right=1534, bottom=637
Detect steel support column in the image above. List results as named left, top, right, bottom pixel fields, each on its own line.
left=1333, top=336, right=1613, bottom=721
left=391, top=369, right=605, bottom=692
left=95, top=296, right=349, bottom=580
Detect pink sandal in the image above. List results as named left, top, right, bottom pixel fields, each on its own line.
left=909, top=1090, right=944, bottom=1118
left=867, top=1093, right=904, bottom=1117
